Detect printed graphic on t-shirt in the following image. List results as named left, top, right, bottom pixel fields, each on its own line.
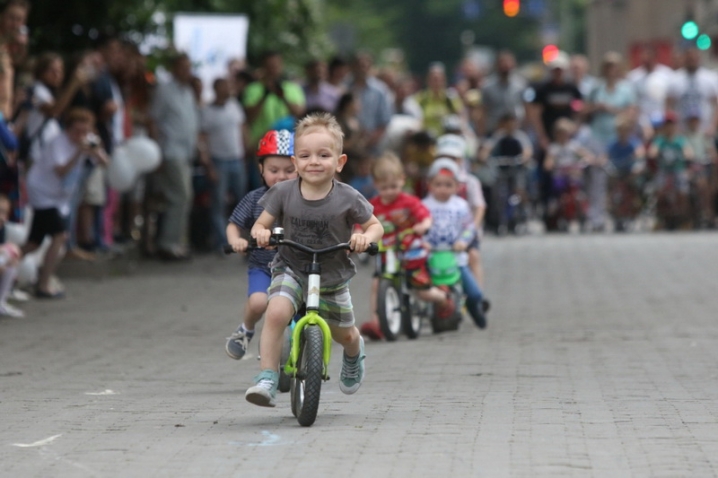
left=289, top=213, right=332, bottom=246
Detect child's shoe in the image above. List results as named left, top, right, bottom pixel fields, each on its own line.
left=245, top=370, right=279, bottom=407
left=0, top=302, right=25, bottom=318
left=339, top=337, right=365, bottom=395
left=360, top=321, right=384, bottom=341
left=225, top=325, right=254, bottom=360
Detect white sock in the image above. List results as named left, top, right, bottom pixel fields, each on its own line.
left=0, top=266, right=17, bottom=305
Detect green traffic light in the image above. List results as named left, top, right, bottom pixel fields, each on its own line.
left=682, top=20, right=699, bottom=40
left=697, top=34, right=712, bottom=50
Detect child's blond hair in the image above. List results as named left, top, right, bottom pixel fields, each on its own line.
left=371, top=152, right=405, bottom=183
left=295, top=112, right=345, bottom=155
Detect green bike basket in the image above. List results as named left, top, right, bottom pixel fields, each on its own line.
left=428, top=251, right=461, bottom=286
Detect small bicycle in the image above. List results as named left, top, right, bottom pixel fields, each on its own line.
left=375, top=230, right=430, bottom=341
left=491, top=155, right=528, bottom=235
left=228, top=228, right=378, bottom=427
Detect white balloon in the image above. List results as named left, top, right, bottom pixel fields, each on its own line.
left=108, top=146, right=137, bottom=192
left=4, top=222, right=28, bottom=246
left=124, top=137, right=162, bottom=174
left=17, top=255, right=38, bottom=286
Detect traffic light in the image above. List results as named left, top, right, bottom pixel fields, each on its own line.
left=681, top=20, right=699, bottom=40
left=697, top=34, right=712, bottom=50
left=503, top=0, right=520, bottom=17
left=542, top=44, right=559, bottom=64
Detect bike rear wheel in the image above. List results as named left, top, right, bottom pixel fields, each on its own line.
left=290, top=325, right=324, bottom=427
left=377, top=278, right=402, bottom=341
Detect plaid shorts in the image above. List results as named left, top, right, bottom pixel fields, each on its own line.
left=268, top=267, right=355, bottom=327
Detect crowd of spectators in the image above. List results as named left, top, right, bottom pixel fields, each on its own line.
left=1, top=0, right=717, bottom=317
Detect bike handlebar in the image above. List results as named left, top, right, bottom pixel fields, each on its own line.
left=223, top=237, right=379, bottom=256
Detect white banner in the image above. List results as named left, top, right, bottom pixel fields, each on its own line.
left=173, top=13, right=249, bottom=100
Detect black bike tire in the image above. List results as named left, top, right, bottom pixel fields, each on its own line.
left=293, top=325, right=324, bottom=427
left=377, top=279, right=401, bottom=341
left=401, top=292, right=421, bottom=339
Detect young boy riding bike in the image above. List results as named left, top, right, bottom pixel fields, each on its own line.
left=246, top=113, right=384, bottom=407
left=360, top=152, right=455, bottom=340
left=225, top=129, right=298, bottom=359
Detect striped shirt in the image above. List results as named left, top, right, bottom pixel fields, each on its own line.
left=229, top=187, right=276, bottom=272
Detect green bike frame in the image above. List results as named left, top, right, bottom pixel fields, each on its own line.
left=284, top=311, right=333, bottom=380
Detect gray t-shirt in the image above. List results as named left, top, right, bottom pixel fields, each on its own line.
left=258, top=178, right=374, bottom=287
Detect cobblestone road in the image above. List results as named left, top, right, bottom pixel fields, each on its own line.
left=1, top=233, right=718, bottom=477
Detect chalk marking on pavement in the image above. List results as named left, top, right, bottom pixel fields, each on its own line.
left=228, top=430, right=284, bottom=447
left=11, top=434, right=62, bottom=448
left=85, top=389, right=117, bottom=396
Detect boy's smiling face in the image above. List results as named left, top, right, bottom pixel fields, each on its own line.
left=292, top=128, right=347, bottom=187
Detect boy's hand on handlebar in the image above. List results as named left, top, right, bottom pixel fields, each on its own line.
left=412, top=222, right=429, bottom=236
left=230, top=237, right=249, bottom=253
left=349, top=233, right=371, bottom=253
left=252, top=228, right=272, bottom=248
left=453, top=240, right=469, bottom=252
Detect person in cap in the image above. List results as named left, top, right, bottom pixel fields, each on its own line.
left=422, top=159, right=487, bottom=328
left=224, top=129, right=298, bottom=360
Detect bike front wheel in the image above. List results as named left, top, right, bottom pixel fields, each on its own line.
left=290, top=325, right=324, bottom=427
left=377, top=278, right=402, bottom=341
left=401, top=292, right=422, bottom=339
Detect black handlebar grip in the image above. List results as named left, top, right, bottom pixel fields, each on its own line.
left=223, top=244, right=234, bottom=254
left=366, top=243, right=379, bottom=256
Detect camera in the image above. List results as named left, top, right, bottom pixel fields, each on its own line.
left=85, top=134, right=100, bottom=148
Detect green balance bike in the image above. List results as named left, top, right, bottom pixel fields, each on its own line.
left=257, top=228, right=378, bottom=427
left=427, top=249, right=464, bottom=334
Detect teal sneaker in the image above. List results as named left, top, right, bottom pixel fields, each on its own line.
left=339, top=337, right=365, bottom=395
left=245, top=369, right=279, bottom=407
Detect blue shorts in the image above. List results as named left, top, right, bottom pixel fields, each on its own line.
left=247, top=268, right=271, bottom=297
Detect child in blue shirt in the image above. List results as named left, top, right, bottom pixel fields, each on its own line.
left=225, top=130, right=298, bottom=359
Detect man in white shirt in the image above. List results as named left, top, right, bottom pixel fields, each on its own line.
left=666, top=48, right=718, bottom=135
left=200, top=77, right=249, bottom=251
left=150, top=53, right=202, bottom=260
left=627, top=46, right=676, bottom=128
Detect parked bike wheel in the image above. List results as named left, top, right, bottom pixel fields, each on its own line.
left=278, top=327, right=292, bottom=393
left=377, top=279, right=402, bottom=341
left=290, top=325, right=323, bottom=427
left=401, top=292, right=422, bottom=339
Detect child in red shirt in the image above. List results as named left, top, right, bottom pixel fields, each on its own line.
left=360, top=153, right=454, bottom=340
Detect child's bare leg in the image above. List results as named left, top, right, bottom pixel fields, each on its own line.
left=37, top=233, right=67, bottom=293
left=244, top=292, right=268, bottom=330
left=329, top=323, right=361, bottom=357
left=258, top=296, right=294, bottom=371
left=416, top=287, right=448, bottom=305
left=469, top=248, right=484, bottom=288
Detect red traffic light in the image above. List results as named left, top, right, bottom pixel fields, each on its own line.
left=503, top=0, right=520, bottom=17
left=542, top=44, right=559, bottom=64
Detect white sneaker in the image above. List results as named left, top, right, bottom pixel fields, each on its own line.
left=9, top=289, right=30, bottom=302
left=0, top=302, right=25, bottom=318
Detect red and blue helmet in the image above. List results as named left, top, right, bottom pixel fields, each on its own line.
left=256, top=129, right=294, bottom=159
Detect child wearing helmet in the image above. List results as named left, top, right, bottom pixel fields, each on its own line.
left=224, top=130, right=298, bottom=360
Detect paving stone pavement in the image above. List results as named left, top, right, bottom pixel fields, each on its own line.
left=1, top=233, right=718, bottom=478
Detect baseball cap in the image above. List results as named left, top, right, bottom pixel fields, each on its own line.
left=547, top=51, right=570, bottom=70
left=427, top=157, right=460, bottom=180
left=256, top=129, right=294, bottom=158
left=435, top=134, right=466, bottom=159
